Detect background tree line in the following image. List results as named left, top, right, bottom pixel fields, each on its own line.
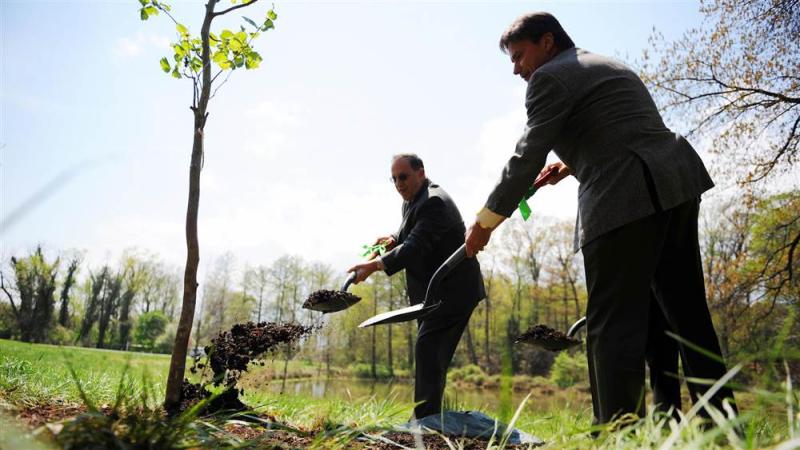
left=2, top=189, right=796, bottom=382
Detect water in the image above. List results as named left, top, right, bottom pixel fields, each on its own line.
left=266, top=377, right=588, bottom=414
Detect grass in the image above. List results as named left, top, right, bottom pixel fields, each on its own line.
left=0, top=339, right=797, bottom=449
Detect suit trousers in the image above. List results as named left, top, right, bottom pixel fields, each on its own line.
left=582, top=198, right=736, bottom=425
left=413, top=307, right=475, bottom=419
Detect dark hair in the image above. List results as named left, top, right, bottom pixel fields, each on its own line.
left=392, top=153, right=424, bottom=170
left=499, top=12, right=575, bottom=53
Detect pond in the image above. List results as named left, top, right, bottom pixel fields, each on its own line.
left=264, top=377, right=590, bottom=415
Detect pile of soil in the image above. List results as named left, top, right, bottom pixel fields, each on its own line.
left=303, top=289, right=361, bottom=312
left=178, top=380, right=246, bottom=413
left=515, top=324, right=581, bottom=351
left=180, top=321, right=314, bottom=413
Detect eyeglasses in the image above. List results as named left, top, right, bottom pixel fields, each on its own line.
left=390, top=173, right=410, bottom=184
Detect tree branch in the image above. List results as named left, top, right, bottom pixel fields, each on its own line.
left=0, top=272, right=20, bottom=321
left=213, top=0, right=259, bottom=17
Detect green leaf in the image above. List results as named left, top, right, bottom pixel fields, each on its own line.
left=144, top=5, right=158, bottom=17
left=173, top=43, right=186, bottom=58
left=242, top=16, right=258, bottom=30
left=138, top=0, right=147, bottom=6
left=140, top=7, right=149, bottom=20
left=176, top=23, right=189, bottom=37
left=171, top=66, right=181, bottom=78
left=228, top=39, right=242, bottom=52
left=218, top=60, right=232, bottom=70
left=209, top=32, right=220, bottom=42
left=267, top=9, right=277, bottom=20
left=190, top=57, right=202, bottom=72
left=262, top=19, right=274, bottom=31
left=212, top=51, right=228, bottom=63
left=220, top=29, right=234, bottom=40
left=245, top=56, right=260, bottom=69
left=160, top=57, right=170, bottom=73
left=234, top=31, right=247, bottom=44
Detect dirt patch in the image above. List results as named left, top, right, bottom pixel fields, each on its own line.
left=222, top=426, right=534, bottom=449
left=181, top=321, right=315, bottom=413
left=13, top=403, right=87, bottom=428
left=303, top=289, right=361, bottom=312
left=516, top=324, right=581, bottom=351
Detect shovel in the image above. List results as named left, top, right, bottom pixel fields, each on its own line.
left=516, top=316, right=587, bottom=351
left=358, top=243, right=466, bottom=327
left=359, top=166, right=562, bottom=328
left=302, top=272, right=361, bottom=313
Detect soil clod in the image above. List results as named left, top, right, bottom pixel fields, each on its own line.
left=179, top=321, right=315, bottom=413
left=303, top=289, right=361, bottom=313
left=516, top=324, right=581, bottom=351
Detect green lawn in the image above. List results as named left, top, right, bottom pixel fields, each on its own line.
left=0, top=339, right=795, bottom=449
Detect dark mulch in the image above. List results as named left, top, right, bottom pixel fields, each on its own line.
left=226, top=426, right=535, bottom=449
left=515, top=324, right=581, bottom=351
left=303, top=289, right=361, bottom=312
left=13, top=403, right=88, bottom=428
left=181, top=321, right=315, bottom=414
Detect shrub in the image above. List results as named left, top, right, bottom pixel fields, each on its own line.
left=349, top=363, right=393, bottom=379
left=549, top=351, right=588, bottom=388
left=447, top=364, right=486, bottom=383
left=133, top=311, right=169, bottom=352
left=48, top=325, right=74, bottom=345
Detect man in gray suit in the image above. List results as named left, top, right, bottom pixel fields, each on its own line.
left=350, top=153, right=485, bottom=419
left=464, top=12, right=736, bottom=425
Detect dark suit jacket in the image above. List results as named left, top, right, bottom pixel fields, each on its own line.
left=485, top=48, right=714, bottom=250
left=381, top=179, right=485, bottom=314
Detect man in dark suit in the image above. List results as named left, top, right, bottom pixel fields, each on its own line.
left=349, top=153, right=485, bottom=419
left=464, top=12, right=736, bottom=425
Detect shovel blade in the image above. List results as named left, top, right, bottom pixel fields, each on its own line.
left=358, top=303, right=439, bottom=328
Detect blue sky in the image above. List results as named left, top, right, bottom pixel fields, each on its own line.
left=2, top=0, right=703, bottom=276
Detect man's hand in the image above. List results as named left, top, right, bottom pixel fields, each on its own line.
left=347, top=260, right=381, bottom=284
left=366, top=235, right=396, bottom=260
left=537, top=161, right=572, bottom=186
left=374, top=235, right=396, bottom=248
left=465, top=222, right=493, bottom=257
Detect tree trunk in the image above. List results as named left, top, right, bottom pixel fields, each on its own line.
left=406, top=320, right=414, bottom=371
left=371, top=279, right=378, bottom=378
left=97, top=272, right=122, bottom=349
left=464, top=323, right=478, bottom=366
left=58, top=259, right=79, bottom=327
left=387, top=278, right=393, bottom=376
left=164, top=1, right=215, bottom=412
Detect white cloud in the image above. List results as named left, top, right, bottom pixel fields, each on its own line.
left=457, top=102, right=579, bottom=225
left=112, top=31, right=171, bottom=60
left=93, top=215, right=185, bottom=267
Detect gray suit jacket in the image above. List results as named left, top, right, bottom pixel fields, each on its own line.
left=485, top=48, right=714, bottom=249
left=382, top=179, right=485, bottom=314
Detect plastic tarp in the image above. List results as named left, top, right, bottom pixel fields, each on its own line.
left=392, top=410, right=544, bottom=446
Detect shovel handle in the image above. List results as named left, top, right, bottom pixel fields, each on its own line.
left=341, top=272, right=357, bottom=292
left=533, top=166, right=560, bottom=189
left=567, top=316, right=587, bottom=338
left=422, top=243, right=467, bottom=307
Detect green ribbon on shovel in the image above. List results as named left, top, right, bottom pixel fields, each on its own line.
left=518, top=185, right=540, bottom=221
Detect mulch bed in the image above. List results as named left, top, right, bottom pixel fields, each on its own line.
left=515, top=324, right=581, bottom=351
left=226, top=425, right=535, bottom=449
left=12, top=403, right=88, bottom=429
